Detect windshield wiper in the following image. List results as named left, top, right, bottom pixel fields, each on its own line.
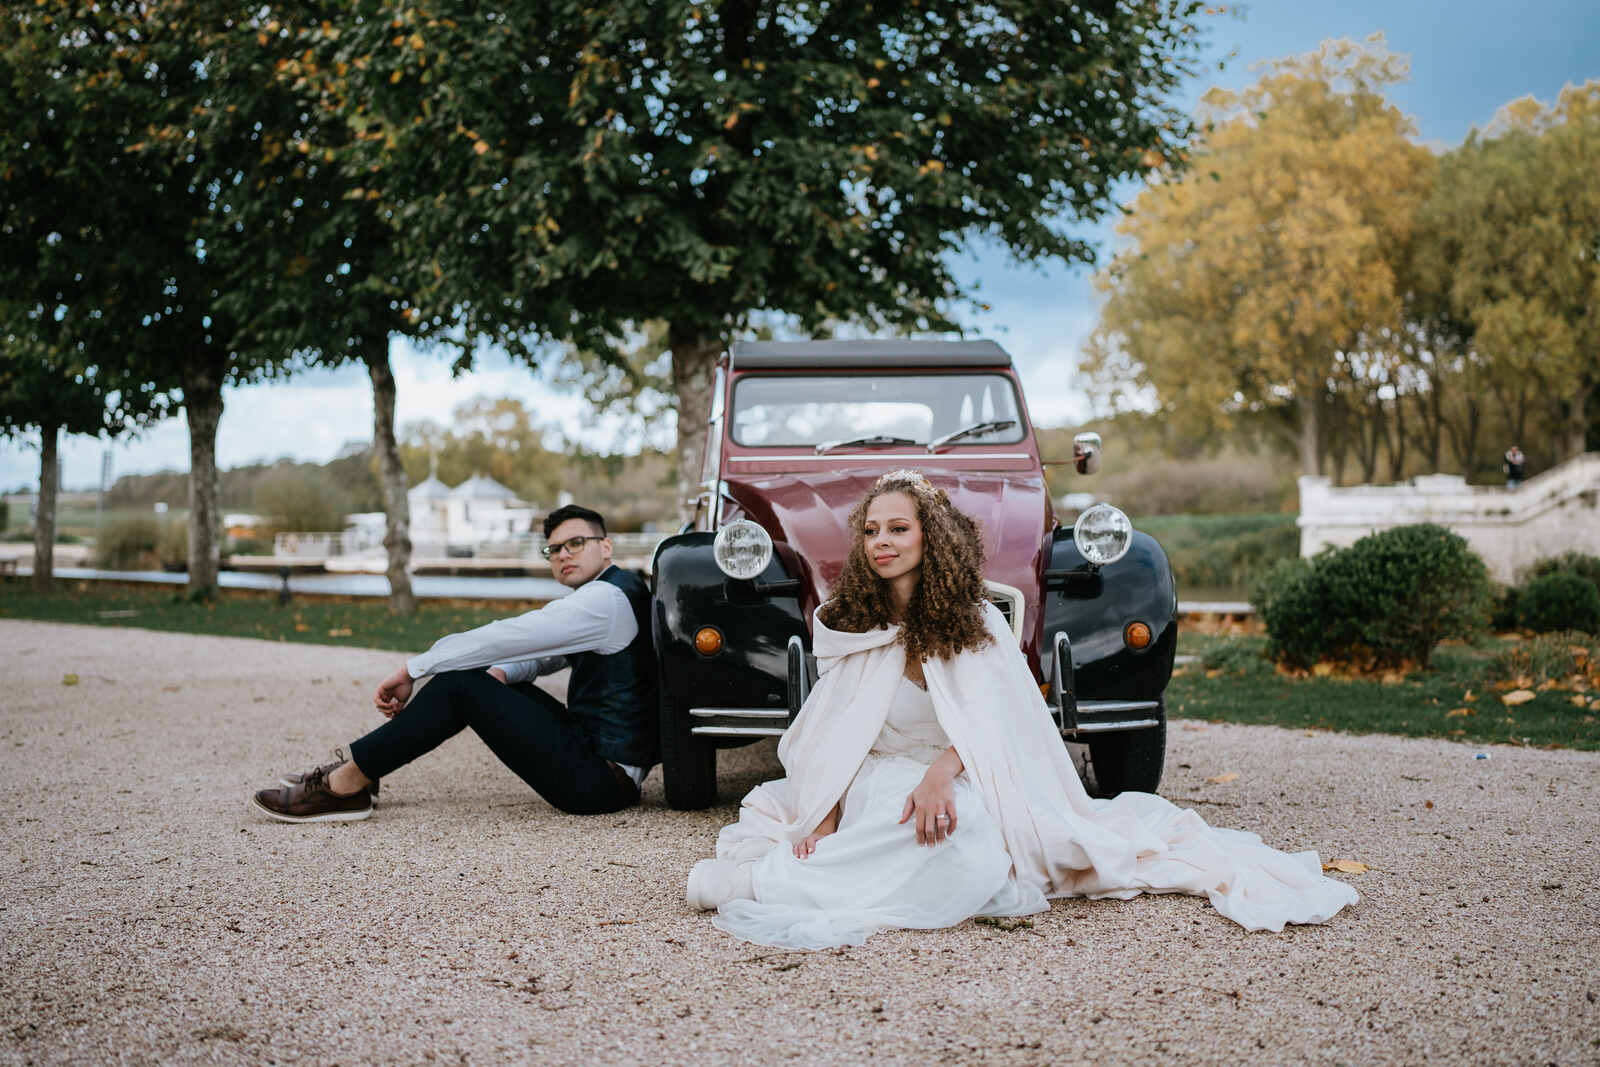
left=926, top=419, right=1017, bottom=452
left=814, top=434, right=922, bottom=455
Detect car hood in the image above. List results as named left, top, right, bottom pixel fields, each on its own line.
left=723, top=469, right=1052, bottom=633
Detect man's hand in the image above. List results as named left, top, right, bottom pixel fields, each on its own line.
left=487, top=667, right=507, bottom=684
left=374, top=664, right=415, bottom=718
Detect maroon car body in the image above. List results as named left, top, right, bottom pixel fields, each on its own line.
left=651, top=340, right=1176, bottom=809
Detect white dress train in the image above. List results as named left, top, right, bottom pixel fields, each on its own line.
left=713, top=677, right=1045, bottom=949
left=703, top=603, right=1359, bottom=950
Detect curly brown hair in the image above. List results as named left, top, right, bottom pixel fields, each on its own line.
left=818, top=470, right=994, bottom=663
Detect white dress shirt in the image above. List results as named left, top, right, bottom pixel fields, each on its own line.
left=402, top=566, right=649, bottom=784
left=405, top=566, right=638, bottom=682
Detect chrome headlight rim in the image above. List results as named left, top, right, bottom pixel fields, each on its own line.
left=712, top=518, right=774, bottom=580
left=1073, top=503, right=1133, bottom=566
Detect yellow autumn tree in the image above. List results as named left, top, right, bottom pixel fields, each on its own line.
left=1084, top=35, right=1434, bottom=475
left=1435, top=81, right=1600, bottom=462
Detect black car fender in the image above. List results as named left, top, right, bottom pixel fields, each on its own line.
left=651, top=533, right=808, bottom=728
left=1041, top=528, right=1177, bottom=701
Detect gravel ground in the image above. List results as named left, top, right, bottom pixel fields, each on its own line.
left=2, top=619, right=1597, bottom=1065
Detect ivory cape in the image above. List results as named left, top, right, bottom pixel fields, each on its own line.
left=714, top=602, right=1358, bottom=933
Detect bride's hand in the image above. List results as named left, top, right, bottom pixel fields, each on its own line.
left=794, top=803, right=842, bottom=859
left=794, top=829, right=833, bottom=859
left=900, top=767, right=958, bottom=845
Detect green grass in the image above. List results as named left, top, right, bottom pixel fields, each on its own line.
left=1173, top=631, right=1600, bottom=751
left=0, top=578, right=512, bottom=653
left=7, top=578, right=1596, bottom=750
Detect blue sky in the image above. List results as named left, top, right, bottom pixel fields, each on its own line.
left=6, top=0, right=1598, bottom=492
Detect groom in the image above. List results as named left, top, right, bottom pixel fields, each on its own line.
left=251, top=504, right=659, bottom=822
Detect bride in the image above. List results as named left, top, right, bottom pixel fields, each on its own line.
left=687, top=470, right=1358, bottom=950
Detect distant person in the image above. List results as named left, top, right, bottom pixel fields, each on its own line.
left=252, top=504, right=658, bottom=822
left=1504, top=445, right=1527, bottom=489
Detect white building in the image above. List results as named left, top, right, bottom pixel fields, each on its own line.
left=336, top=472, right=539, bottom=558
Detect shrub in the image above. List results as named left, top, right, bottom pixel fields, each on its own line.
left=1251, top=557, right=1325, bottom=670
left=1517, top=572, right=1600, bottom=634
left=1524, top=552, right=1600, bottom=590
left=95, top=517, right=161, bottom=569
left=1253, top=524, right=1492, bottom=670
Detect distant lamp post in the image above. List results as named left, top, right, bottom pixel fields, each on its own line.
left=277, top=565, right=292, bottom=605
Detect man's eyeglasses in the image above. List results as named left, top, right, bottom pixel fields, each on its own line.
left=540, top=535, right=606, bottom=559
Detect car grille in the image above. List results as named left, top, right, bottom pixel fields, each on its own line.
left=983, top=581, right=1025, bottom=643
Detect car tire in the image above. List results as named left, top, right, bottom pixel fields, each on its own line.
left=660, top=688, right=717, bottom=810
left=1085, top=700, right=1166, bottom=798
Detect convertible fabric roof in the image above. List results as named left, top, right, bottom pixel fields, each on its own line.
left=730, top=339, right=1013, bottom=369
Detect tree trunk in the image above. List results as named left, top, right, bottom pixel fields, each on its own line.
left=32, top=421, right=59, bottom=592
left=366, top=338, right=415, bottom=615
left=668, top=323, right=721, bottom=524
left=1562, top=387, right=1588, bottom=462
left=182, top=365, right=224, bottom=599
left=1385, top=392, right=1408, bottom=480
left=1296, top=390, right=1322, bottom=477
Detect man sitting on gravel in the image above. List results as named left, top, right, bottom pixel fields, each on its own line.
left=252, top=504, right=658, bottom=822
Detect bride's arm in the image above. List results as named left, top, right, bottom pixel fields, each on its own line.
left=794, top=799, right=843, bottom=859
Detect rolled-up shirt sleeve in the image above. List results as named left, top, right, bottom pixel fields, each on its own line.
left=406, top=575, right=636, bottom=679
left=492, top=655, right=569, bottom=686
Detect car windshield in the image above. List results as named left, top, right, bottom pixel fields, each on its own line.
left=731, top=374, right=1026, bottom=448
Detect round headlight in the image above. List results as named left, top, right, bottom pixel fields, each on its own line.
left=1073, top=503, right=1133, bottom=566
left=713, top=519, right=773, bottom=580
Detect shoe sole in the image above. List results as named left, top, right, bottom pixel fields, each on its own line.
left=250, top=795, right=373, bottom=824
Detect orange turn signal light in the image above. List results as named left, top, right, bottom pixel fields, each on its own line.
left=694, top=627, right=724, bottom=655
left=1124, top=621, right=1152, bottom=650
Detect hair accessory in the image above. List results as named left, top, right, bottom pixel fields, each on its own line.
left=876, top=468, right=933, bottom=490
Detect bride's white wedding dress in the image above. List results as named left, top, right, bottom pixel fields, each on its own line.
left=698, top=603, right=1359, bottom=950
left=713, top=676, right=1046, bottom=949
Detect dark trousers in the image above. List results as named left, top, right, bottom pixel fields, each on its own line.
left=347, top=670, right=639, bottom=815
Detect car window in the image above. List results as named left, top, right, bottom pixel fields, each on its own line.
left=730, top=374, right=1026, bottom=447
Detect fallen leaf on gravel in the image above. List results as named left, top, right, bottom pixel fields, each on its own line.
left=1181, top=723, right=1207, bottom=732
left=1446, top=707, right=1474, bottom=717
left=161, top=684, right=180, bottom=692
left=1322, top=859, right=1369, bottom=874
left=1501, top=689, right=1536, bottom=706
left=1424, top=800, right=1434, bottom=809
left=1205, top=772, right=1239, bottom=784
left=62, top=673, right=79, bottom=686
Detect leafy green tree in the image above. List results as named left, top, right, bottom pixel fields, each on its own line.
left=1086, top=36, right=1434, bottom=477
left=0, top=1, right=296, bottom=597
left=295, top=0, right=1208, bottom=506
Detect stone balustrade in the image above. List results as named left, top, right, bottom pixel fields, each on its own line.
left=1298, top=452, right=1600, bottom=584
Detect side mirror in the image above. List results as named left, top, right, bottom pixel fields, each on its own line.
left=1073, top=432, right=1102, bottom=475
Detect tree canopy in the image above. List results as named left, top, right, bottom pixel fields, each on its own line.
left=288, top=0, right=1210, bottom=499
left=1086, top=34, right=1599, bottom=482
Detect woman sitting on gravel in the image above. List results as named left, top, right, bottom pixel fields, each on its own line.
left=687, top=469, right=1358, bottom=950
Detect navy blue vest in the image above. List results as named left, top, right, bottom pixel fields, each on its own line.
left=566, top=565, right=659, bottom=767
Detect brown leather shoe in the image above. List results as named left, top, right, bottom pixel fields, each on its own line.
left=252, top=766, right=373, bottom=823
left=279, top=749, right=379, bottom=801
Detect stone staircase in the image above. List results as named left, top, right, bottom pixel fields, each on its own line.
left=1297, top=452, right=1600, bottom=583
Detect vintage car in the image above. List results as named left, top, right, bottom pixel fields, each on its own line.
left=650, top=340, right=1176, bottom=810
